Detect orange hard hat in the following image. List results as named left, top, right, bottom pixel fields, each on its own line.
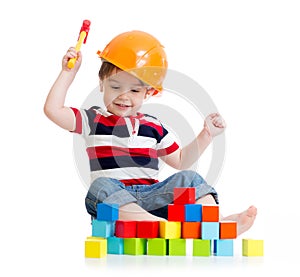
left=97, top=30, right=168, bottom=94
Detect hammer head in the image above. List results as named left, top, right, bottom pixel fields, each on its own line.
left=79, top=20, right=91, bottom=44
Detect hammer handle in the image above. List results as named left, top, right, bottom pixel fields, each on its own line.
left=67, top=31, right=87, bottom=69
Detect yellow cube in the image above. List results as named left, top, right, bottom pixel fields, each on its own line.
left=86, top=236, right=103, bottom=240
left=85, top=238, right=107, bottom=258
left=242, top=239, right=264, bottom=256
left=159, top=221, right=181, bottom=239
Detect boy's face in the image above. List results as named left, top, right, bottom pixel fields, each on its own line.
left=101, top=69, right=151, bottom=117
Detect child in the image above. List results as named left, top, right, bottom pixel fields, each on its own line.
left=44, top=30, right=257, bottom=235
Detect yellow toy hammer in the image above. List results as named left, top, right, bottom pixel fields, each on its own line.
left=67, top=20, right=91, bottom=69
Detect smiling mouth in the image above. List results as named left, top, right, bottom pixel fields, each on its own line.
left=115, top=103, right=132, bottom=108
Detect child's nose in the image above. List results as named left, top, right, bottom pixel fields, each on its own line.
left=117, top=90, right=130, bottom=98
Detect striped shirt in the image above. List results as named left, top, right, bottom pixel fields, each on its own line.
left=71, top=106, right=179, bottom=186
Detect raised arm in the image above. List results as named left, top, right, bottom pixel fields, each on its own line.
left=161, top=113, right=226, bottom=170
left=44, top=47, right=82, bottom=131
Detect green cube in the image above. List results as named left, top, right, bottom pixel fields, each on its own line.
left=124, top=238, right=147, bottom=255
left=168, top=239, right=186, bottom=256
left=193, top=239, right=211, bottom=256
left=147, top=238, right=167, bottom=256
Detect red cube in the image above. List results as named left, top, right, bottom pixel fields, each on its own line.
left=168, top=204, right=185, bottom=222
left=115, top=220, right=137, bottom=238
left=173, top=188, right=196, bottom=204
left=137, top=221, right=159, bottom=238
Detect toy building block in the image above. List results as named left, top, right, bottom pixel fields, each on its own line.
left=242, top=239, right=264, bottom=256
left=202, top=204, right=219, bottom=222
left=182, top=222, right=201, bottom=239
left=201, top=222, right=219, bottom=240
left=168, top=239, right=186, bottom=256
left=137, top=221, right=159, bottom=238
left=124, top=238, right=147, bottom=255
left=173, top=187, right=196, bottom=204
left=159, top=221, right=181, bottom=239
left=115, top=220, right=137, bottom=238
left=219, top=221, right=237, bottom=239
left=193, top=239, right=211, bottom=256
left=185, top=204, right=202, bottom=222
left=107, top=237, right=124, bottom=254
left=147, top=238, right=167, bottom=256
left=96, top=203, right=119, bottom=221
left=168, top=204, right=185, bottom=221
left=85, top=237, right=107, bottom=258
left=213, top=239, right=234, bottom=256
left=92, top=219, right=115, bottom=238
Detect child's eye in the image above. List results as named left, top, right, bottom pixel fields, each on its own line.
left=131, top=89, right=140, bottom=93
left=111, top=86, right=120, bottom=90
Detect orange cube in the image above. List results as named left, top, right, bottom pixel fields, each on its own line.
left=202, top=205, right=219, bottom=222
left=219, top=221, right=237, bottom=239
left=182, top=222, right=201, bottom=239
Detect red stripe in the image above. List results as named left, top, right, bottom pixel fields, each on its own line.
left=157, top=142, right=179, bottom=156
left=70, top=107, right=82, bottom=134
left=94, top=114, right=126, bottom=126
left=86, top=146, right=158, bottom=159
left=120, top=178, right=159, bottom=186
left=93, top=114, right=163, bottom=135
left=93, top=112, right=144, bottom=126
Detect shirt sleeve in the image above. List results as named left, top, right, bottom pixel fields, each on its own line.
left=69, top=107, right=93, bottom=136
left=69, top=107, right=83, bottom=134
left=156, top=122, right=180, bottom=157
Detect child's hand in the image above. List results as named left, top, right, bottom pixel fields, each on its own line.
left=204, top=113, right=226, bottom=138
left=62, top=47, right=82, bottom=72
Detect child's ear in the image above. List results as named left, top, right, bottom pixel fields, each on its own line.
left=144, top=88, right=156, bottom=99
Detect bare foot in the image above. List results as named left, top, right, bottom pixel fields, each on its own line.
left=222, top=205, right=257, bottom=236
left=236, top=205, right=257, bottom=235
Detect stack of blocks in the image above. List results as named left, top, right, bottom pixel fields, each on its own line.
left=85, top=188, right=263, bottom=258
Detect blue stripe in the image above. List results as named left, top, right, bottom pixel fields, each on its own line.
left=84, top=107, right=169, bottom=142
left=138, top=124, right=168, bottom=143
left=89, top=156, right=159, bottom=171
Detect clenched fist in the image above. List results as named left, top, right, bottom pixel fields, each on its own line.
left=204, top=113, right=226, bottom=138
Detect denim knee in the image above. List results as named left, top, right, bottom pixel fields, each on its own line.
left=171, top=170, right=219, bottom=204
left=85, top=177, right=137, bottom=218
left=176, top=170, right=206, bottom=185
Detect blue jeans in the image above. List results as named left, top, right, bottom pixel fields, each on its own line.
left=85, top=170, right=219, bottom=219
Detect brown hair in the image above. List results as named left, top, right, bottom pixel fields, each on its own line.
left=98, top=61, right=119, bottom=81
left=98, top=61, right=149, bottom=87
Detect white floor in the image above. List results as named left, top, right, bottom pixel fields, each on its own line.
left=83, top=247, right=290, bottom=276
left=82, top=236, right=295, bottom=276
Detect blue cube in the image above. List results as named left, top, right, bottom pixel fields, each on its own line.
left=185, top=204, right=202, bottom=222
left=92, top=220, right=115, bottom=238
left=97, top=203, right=119, bottom=221
left=107, top=237, right=124, bottom=254
left=201, top=222, right=219, bottom=239
left=213, top=239, right=234, bottom=256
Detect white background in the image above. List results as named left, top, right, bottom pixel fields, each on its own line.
left=1, top=0, right=299, bottom=275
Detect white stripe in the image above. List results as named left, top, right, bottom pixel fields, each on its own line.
left=85, top=135, right=157, bottom=149
left=156, top=132, right=178, bottom=150
left=90, top=167, right=159, bottom=184
left=80, top=109, right=91, bottom=136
